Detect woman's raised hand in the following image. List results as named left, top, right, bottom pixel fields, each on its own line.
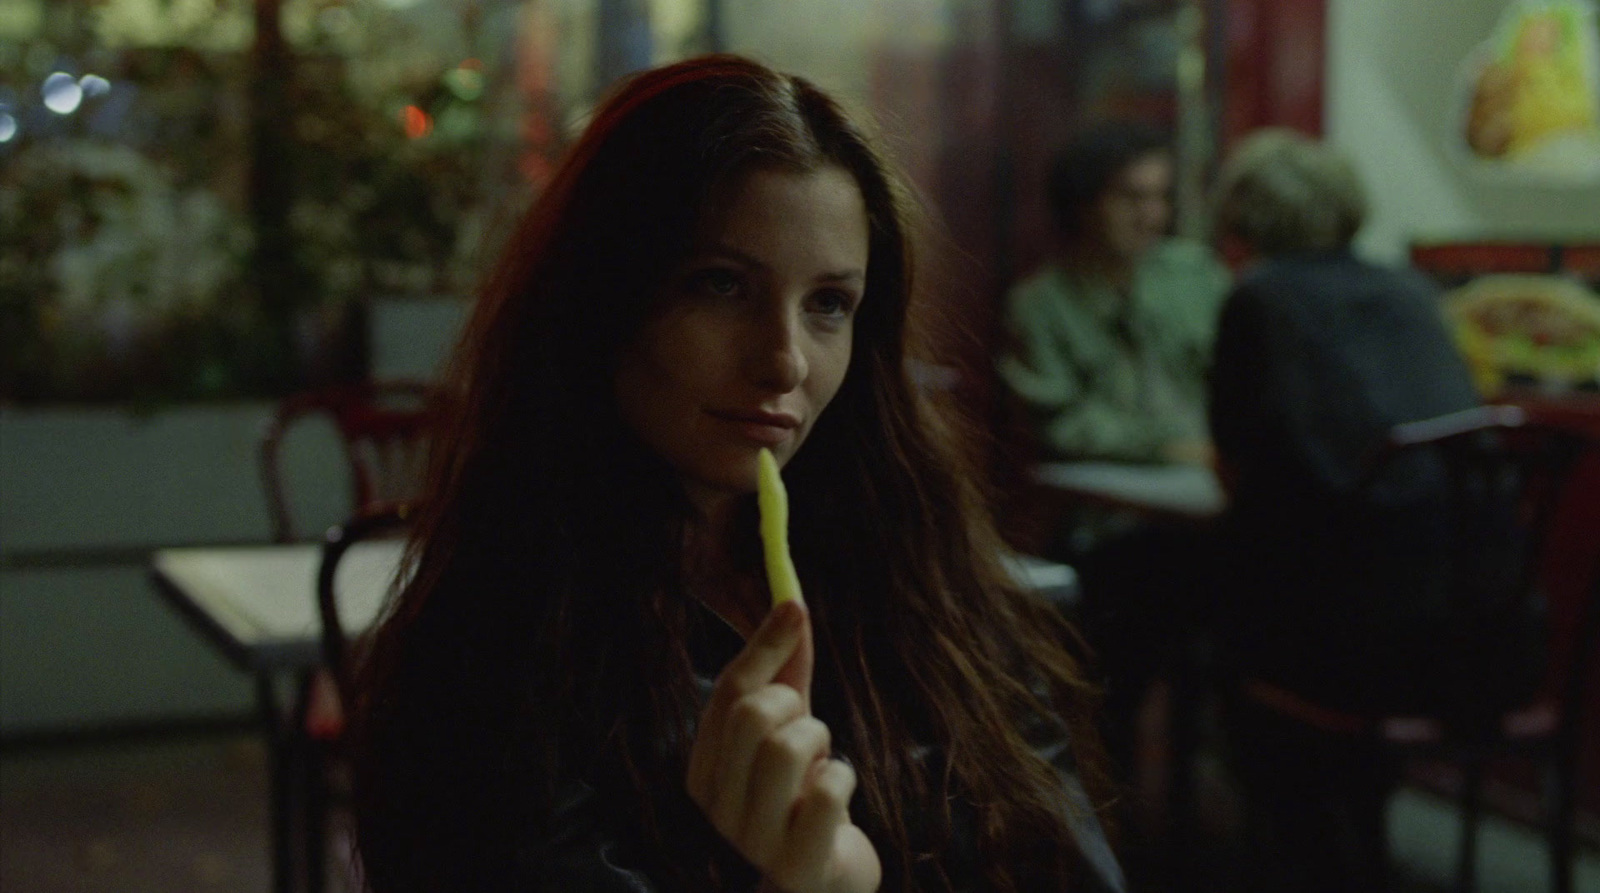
left=686, top=600, right=882, bottom=893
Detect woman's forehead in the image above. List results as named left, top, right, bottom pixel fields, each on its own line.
left=694, top=161, right=857, bottom=225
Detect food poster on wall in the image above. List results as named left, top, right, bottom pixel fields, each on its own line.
left=1459, top=0, right=1600, bottom=182
left=1446, top=273, right=1600, bottom=394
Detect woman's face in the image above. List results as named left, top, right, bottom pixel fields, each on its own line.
left=614, top=166, right=869, bottom=511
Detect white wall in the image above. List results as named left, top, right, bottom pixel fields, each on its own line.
left=1326, top=0, right=1600, bottom=264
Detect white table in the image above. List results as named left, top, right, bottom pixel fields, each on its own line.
left=1032, top=461, right=1227, bottom=520
left=150, top=541, right=405, bottom=893
left=152, top=541, right=405, bottom=673
left=1001, top=552, right=1081, bottom=613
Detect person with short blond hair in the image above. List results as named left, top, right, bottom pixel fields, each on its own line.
left=1207, top=129, right=1505, bottom=893
left=1211, top=126, right=1367, bottom=260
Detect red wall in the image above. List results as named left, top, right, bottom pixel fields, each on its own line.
left=1223, top=0, right=1327, bottom=143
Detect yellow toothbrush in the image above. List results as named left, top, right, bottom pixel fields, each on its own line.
left=757, top=448, right=804, bottom=606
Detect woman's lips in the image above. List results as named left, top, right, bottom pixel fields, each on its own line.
left=710, top=410, right=800, bottom=446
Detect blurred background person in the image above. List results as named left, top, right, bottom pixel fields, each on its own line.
left=993, top=121, right=1231, bottom=880
left=1206, top=128, right=1525, bottom=893
left=997, top=120, right=1230, bottom=471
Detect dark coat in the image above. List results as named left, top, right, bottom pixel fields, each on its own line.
left=1207, top=251, right=1509, bottom=712
left=523, top=601, right=1126, bottom=892
left=361, top=593, right=1126, bottom=892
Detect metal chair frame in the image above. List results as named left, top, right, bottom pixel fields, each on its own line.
left=259, top=379, right=438, bottom=543
left=1240, top=404, right=1600, bottom=893
left=297, top=502, right=415, bottom=893
left=258, top=379, right=435, bottom=892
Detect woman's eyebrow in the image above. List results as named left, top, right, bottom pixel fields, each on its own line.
left=695, top=244, right=865, bottom=285
left=693, top=244, right=766, bottom=269
left=816, top=270, right=865, bottom=286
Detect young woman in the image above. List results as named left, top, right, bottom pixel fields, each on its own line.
left=352, top=54, right=1123, bottom=893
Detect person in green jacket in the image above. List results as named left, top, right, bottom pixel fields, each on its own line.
left=996, top=125, right=1231, bottom=870
left=998, top=121, right=1230, bottom=466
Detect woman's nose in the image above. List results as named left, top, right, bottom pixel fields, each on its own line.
left=748, top=310, right=807, bottom=392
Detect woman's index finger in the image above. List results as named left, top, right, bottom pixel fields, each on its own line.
left=715, top=600, right=806, bottom=697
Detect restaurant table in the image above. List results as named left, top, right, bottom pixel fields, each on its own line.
left=1031, top=460, right=1226, bottom=521
left=150, top=540, right=1075, bottom=892
left=1026, top=461, right=1225, bottom=865
left=150, top=541, right=404, bottom=893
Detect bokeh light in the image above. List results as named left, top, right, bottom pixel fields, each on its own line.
left=401, top=104, right=432, bottom=139
left=42, top=72, right=84, bottom=115
left=443, top=64, right=484, bottom=102
left=79, top=74, right=112, bottom=98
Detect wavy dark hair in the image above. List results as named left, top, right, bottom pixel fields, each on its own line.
left=1047, top=119, right=1171, bottom=242
left=352, top=54, right=1109, bottom=893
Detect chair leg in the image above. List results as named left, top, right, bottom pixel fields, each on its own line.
left=285, top=671, right=332, bottom=893
left=259, top=675, right=296, bottom=893
left=1168, top=656, right=1207, bottom=883
left=1358, top=779, right=1394, bottom=893
left=305, top=738, right=329, bottom=893
left=1455, top=759, right=1483, bottom=893
left=1546, top=758, right=1576, bottom=893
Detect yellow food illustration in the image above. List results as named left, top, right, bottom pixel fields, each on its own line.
left=1444, top=274, right=1600, bottom=394
left=757, top=448, right=804, bottom=607
left=1465, top=2, right=1600, bottom=161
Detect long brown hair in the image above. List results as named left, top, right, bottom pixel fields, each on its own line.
left=352, top=54, right=1109, bottom=892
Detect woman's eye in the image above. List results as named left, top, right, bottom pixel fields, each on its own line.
left=809, top=289, right=857, bottom=319
left=690, top=269, right=741, bottom=297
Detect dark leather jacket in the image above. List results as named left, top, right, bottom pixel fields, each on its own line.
left=521, top=602, right=1127, bottom=892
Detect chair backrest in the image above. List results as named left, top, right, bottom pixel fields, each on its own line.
left=260, top=379, right=440, bottom=542
left=317, top=503, right=415, bottom=710
left=1355, top=404, right=1600, bottom=721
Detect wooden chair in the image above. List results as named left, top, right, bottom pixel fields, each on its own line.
left=1235, top=405, right=1600, bottom=893
left=259, top=379, right=439, bottom=543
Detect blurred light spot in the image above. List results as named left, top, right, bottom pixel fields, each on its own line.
left=401, top=104, right=432, bottom=139
left=43, top=71, right=83, bottom=114
left=444, top=65, right=484, bottom=101
left=379, top=0, right=423, bottom=8
left=0, top=113, right=16, bottom=142
left=319, top=7, right=356, bottom=36
left=79, top=74, right=111, bottom=97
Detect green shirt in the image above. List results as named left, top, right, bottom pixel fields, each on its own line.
left=998, top=240, right=1230, bottom=463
